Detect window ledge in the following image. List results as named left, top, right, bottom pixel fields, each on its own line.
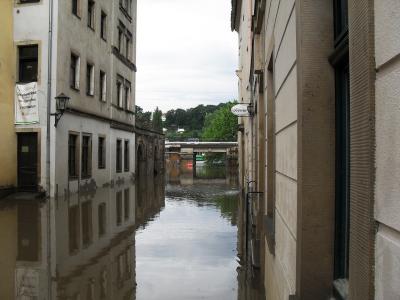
left=333, top=279, right=349, bottom=300
left=111, top=46, right=137, bottom=71
left=70, top=86, right=80, bottom=92
left=68, top=176, right=79, bottom=181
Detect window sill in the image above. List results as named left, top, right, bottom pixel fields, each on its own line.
left=72, top=13, right=81, bottom=20
left=69, top=176, right=79, bottom=181
left=119, top=6, right=133, bottom=22
left=88, top=26, right=95, bottom=32
left=333, top=279, right=349, bottom=300
left=70, top=86, right=80, bottom=92
left=98, top=166, right=106, bottom=170
left=81, top=175, right=92, bottom=180
left=101, top=37, right=107, bottom=43
left=86, top=93, right=94, bottom=97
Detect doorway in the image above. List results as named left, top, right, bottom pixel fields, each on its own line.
left=17, top=133, right=38, bottom=191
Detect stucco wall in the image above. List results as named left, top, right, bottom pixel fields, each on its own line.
left=263, top=0, right=297, bottom=298
left=0, top=0, right=17, bottom=190
left=375, top=0, right=400, bottom=298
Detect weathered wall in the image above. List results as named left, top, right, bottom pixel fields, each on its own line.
left=0, top=0, right=16, bottom=194
left=375, top=0, right=400, bottom=298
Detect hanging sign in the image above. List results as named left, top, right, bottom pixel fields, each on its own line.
left=231, top=103, right=251, bottom=117
left=15, top=82, right=39, bottom=125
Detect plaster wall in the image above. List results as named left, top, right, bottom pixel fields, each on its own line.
left=55, top=113, right=135, bottom=196
left=0, top=0, right=17, bottom=190
left=375, top=1, right=400, bottom=297
left=13, top=0, right=51, bottom=190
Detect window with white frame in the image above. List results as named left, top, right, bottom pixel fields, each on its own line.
left=70, top=53, right=80, bottom=90
left=86, top=63, right=94, bottom=96
left=100, top=70, right=107, bottom=102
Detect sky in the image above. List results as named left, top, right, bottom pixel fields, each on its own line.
left=136, top=0, right=238, bottom=112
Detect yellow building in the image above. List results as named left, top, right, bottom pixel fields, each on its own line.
left=0, top=0, right=16, bottom=198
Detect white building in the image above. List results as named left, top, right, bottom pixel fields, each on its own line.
left=13, top=0, right=137, bottom=198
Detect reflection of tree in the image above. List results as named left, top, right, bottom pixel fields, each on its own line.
left=212, top=194, right=238, bottom=226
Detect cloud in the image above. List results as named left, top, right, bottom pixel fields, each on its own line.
left=136, top=0, right=238, bottom=112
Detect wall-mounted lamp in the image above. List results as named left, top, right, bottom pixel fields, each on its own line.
left=51, top=93, right=70, bottom=127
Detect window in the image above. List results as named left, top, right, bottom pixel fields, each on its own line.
left=332, top=1, right=350, bottom=298
left=265, top=53, right=276, bottom=254
left=72, top=0, right=80, bottom=16
left=100, top=71, right=107, bottom=102
left=116, top=79, right=123, bottom=107
left=68, top=205, right=80, bottom=254
left=116, top=139, right=122, bottom=173
left=124, top=140, right=130, bottom=172
left=98, top=136, right=106, bottom=169
left=98, top=203, right=106, bottom=237
left=124, top=83, right=130, bottom=110
left=116, top=191, right=122, bottom=225
left=81, top=201, right=93, bottom=247
left=81, top=134, right=92, bottom=178
left=118, top=27, right=123, bottom=53
left=124, top=188, right=130, bottom=220
left=88, top=0, right=95, bottom=29
left=125, top=34, right=131, bottom=59
left=68, top=133, right=79, bottom=178
left=70, top=53, right=80, bottom=90
left=18, top=45, right=38, bottom=83
left=100, top=11, right=107, bottom=40
left=18, top=0, right=40, bottom=3
left=86, top=63, right=94, bottom=96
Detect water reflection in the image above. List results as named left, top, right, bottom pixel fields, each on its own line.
left=0, top=163, right=262, bottom=300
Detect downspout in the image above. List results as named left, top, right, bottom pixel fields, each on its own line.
left=46, top=0, right=54, bottom=299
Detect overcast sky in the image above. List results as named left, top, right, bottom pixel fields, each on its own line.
left=136, top=0, right=238, bottom=112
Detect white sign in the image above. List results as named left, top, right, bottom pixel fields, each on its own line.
left=15, top=82, right=39, bottom=125
left=231, top=104, right=250, bottom=117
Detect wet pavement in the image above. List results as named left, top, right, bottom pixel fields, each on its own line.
left=0, top=164, right=262, bottom=300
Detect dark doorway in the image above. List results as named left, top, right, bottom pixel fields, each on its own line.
left=17, top=133, right=38, bottom=191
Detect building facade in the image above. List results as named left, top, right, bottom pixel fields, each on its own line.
left=0, top=0, right=17, bottom=198
left=8, top=0, right=137, bottom=199
left=232, top=0, right=400, bottom=299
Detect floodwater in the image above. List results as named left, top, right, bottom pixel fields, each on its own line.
left=0, top=163, right=262, bottom=300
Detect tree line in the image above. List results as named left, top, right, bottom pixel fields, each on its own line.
left=135, top=101, right=238, bottom=141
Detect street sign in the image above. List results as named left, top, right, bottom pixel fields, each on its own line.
left=231, top=103, right=251, bottom=117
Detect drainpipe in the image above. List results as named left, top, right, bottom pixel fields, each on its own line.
left=46, top=0, right=54, bottom=299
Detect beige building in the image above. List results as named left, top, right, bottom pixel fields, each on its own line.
left=0, top=0, right=17, bottom=198
left=232, top=0, right=400, bottom=299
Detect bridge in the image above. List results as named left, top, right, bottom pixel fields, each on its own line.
left=165, top=141, right=238, bottom=154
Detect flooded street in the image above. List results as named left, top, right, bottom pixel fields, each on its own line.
left=0, top=163, right=263, bottom=300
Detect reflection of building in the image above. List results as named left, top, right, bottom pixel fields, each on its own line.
left=0, top=0, right=17, bottom=198
left=232, top=0, right=400, bottom=299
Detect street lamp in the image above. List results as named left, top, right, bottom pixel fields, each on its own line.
left=51, top=93, right=70, bottom=127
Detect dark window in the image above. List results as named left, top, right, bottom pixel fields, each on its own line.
left=81, top=201, right=93, bottom=247
left=18, top=45, right=38, bottom=83
left=100, top=71, right=106, bottom=101
left=334, top=0, right=348, bottom=45
left=70, top=53, right=80, bottom=90
left=68, top=133, right=79, bottom=178
left=124, top=85, right=130, bottom=109
left=88, top=0, right=95, bottom=29
left=118, top=27, right=123, bottom=52
left=72, top=0, right=79, bottom=16
left=125, top=35, right=131, bottom=59
left=19, top=0, right=40, bottom=3
left=124, top=188, right=130, bottom=220
left=98, top=136, right=106, bottom=169
left=124, top=140, right=130, bottom=172
left=116, top=191, right=122, bottom=225
left=81, top=134, right=92, bottom=178
left=117, top=80, right=123, bottom=107
left=98, top=203, right=106, bottom=237
left=68, top=205, right=80, bottom=254
left=101, top=11, right=107, bottom=40
left=116, top=139, right=122, bottom=173
left=86, top=63, right=94, bottom=96
left=332, top=1, right=350, bottom=298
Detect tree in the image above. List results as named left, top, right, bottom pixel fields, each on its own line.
left=135, top=105, right=152, bottom=129
left=201, top=101, right=238, bottom=141
left=152, top=107, right=163, bottom=133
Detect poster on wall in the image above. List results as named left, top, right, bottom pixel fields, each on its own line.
left=15, top=82, right=39, bottom=125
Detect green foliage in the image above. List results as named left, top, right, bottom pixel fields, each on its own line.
left=152, top=107, right=163, bottom=133
left=201, top=101, right=238, bottom=141
left=135, top=105, right=152, bottom=129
